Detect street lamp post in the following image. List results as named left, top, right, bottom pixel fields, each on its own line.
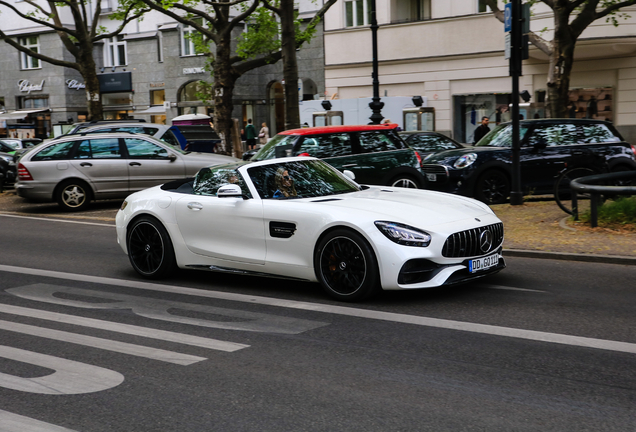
left=368, top=0, right=384, bottom=124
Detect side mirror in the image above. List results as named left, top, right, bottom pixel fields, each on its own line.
left=343, top=170, right=356, bottom=181
left=168, top=153, right=177, bottom=162
left=217, top=183, right=244, bottom=198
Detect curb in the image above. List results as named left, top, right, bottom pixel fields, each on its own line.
left=504, top=249, right=636, bottom=266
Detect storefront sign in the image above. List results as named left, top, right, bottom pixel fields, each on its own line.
left=98, top=72, right=133, bottom=93
left=150, top=82, right=165, bottom=88
left=66, top=79, right=86, bottom=91
left=183, top=67, right=204, bottom=75
left=18, top=79, right=45, bottom=94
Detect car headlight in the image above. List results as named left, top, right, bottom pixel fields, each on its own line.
left=453, top=153, right=477, bottom=169
left=375, top=221, right=431, bottom=247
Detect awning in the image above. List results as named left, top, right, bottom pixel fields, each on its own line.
left=135, top=106, right=166, bottom=115
left=0, top=108, right=50, bottom=121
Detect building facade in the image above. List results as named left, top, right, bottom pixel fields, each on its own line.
left=322, top=0, right=636, bottom=143
left=0, top=1, right=326, bottom=139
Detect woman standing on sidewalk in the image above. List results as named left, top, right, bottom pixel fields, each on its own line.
left=258, top=122, right=269, bottom=146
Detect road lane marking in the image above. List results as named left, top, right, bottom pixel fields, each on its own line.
left=1, top=264, right=634, bottom=355
left=0, top=319, right=206, bottom=365
left=0, top=213, right=113, bottom=227
left=8, top=284, right=328, bottom=334
left=0, top=304, right=248, bottom=353
left=0, top=409, right=79, bottom=432
left=0, top=345, right=124, bottom=394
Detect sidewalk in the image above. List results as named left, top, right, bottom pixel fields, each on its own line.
left=491, top=199, right=636, bottom=265
left=1, top=189, right=635, bottom=264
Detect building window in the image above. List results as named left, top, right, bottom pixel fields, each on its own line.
left=345, top=0, right=372, bottom=27
left=104, top=36, right=127, bottom=67
left=392, top=0, right=431, bottom=23
left=19, top=97, right=49, bottom=109
left=181, top=24, right=203, bottom=56
left=150, top=89, right=165, bottom=105
left=19, top=36, right=41, bottom=69
left=478, top=0, right=492, bottom=13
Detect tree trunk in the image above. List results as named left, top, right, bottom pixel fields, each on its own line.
left=281, top=0, right=300, bottom=130
left=78, top=50, right=103, bottom=120
left=546, top=5, right=576, bottom=118
left=213, top=33, right=240, bottom=155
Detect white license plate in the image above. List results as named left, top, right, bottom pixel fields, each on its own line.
left=426, top=173, right=437, bottom=182
left=468, top=253, right=499, bottom=273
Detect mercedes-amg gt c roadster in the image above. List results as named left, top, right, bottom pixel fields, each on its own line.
left=116, top=157, right=505, bottom=301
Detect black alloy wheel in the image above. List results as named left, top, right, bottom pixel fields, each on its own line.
left=475, top=170, right=510, bottom=205
left=56, top=179, right=91, bottom=211
left=315, top=229, right=380, bottom=301
left=127, top=216, right=177, bottom=279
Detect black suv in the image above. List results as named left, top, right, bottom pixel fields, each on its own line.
left=421, top=119, right=636, bottom=204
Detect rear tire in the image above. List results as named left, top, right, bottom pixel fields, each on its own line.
left=390, top=175, right=421, bottom=189
left=127, top=216, right=177, bottom=279
left=56, top=179, right=91, bottom=211
left=314, top=229, right=381, bottom=302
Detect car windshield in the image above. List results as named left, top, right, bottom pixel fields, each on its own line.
left=251, top=135, right=298, bottom=161
left=0, top=139, right=20, bottom=150
left=247, top=159, right=360, bottom=199
left=475, top=124, right=530, bottom=147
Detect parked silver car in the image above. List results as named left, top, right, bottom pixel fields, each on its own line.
left=71, top=122, right=186, bottom=149
left=15, top=132, right=238, bottom=211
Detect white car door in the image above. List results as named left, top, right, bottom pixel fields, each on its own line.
left=175, top=194, right=266, bottom=265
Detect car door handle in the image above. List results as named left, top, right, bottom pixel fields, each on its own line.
left=80, top=162, right=92, bottom=167
left=342, top=164, right=357, bottom=168
left=129, top=162, right=142, bottom=166
left=187, top=202, right=203, bottom=211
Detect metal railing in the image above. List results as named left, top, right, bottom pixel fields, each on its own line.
left=570, top=171, right=636, bottom=227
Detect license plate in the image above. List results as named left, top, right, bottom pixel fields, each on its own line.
left=426, top=173, right=437, bottom=182
left=468, top=253, right=499, bottom=273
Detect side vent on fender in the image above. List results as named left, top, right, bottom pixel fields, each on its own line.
left=270, top=221, right=297, bottom=238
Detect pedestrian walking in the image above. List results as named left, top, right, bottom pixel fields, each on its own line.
left=245, top=119, right=257, bottom=150
left=473, top=116, right=490, bottom=144
left=259, top=122, right=270, bottom=146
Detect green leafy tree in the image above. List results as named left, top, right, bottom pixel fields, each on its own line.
left=121, top=0, right=334, bottom=154
left=0, top=0, right=148, bottom=120
left=485, top=0, right=636, bottom=117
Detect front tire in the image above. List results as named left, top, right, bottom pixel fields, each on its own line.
left=314, top=229, right=380, bottom=301
left=475, top=170, right=510, bottom=204
left=56, top=179, right=92, bottom=211
left=127, top=216, right=177, bottom=279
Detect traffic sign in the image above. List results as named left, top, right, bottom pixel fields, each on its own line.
left=504, top=3, right=512, bottom=32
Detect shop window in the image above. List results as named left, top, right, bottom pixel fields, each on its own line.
left=345, top=0, right=372, bottom=27
left=104, top=36, right=127, bottom=67
left=150, top=89, right=165, bottom=105
left=19, top=97, right=49, bottom=109
left=19, top=36, right=41, bottom=69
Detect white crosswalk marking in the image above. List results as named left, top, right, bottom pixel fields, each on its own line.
left=0, top=320, right=207, bottom=365
left=0, top=409, right=78, bottom=432
left=0, top=304, right=249, bottom=352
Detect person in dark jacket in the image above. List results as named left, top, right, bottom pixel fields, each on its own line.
left=245, top=119, right=256, bottom=150
left=473, top=116, right=490, bottom=144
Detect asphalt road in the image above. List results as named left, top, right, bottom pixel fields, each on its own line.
left=0, top=212, right=635, bottom=431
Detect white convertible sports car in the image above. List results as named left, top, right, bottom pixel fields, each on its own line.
left=116, top=157, right=505, bottom=301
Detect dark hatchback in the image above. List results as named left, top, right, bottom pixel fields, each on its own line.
left=399, top=131, right=465, bottom=157
left=251, top=124, right=426, bottom=188
left=421, top=119, right=636, bottom=204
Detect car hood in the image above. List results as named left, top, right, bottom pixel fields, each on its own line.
left=313, top=186, right=495, bottom=226
left=422, top=145, right=501, bottom=165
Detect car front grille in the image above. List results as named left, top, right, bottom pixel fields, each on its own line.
left=421, top=165, right=449, bottom=176
left=442, top=223, right=504, bottom=258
